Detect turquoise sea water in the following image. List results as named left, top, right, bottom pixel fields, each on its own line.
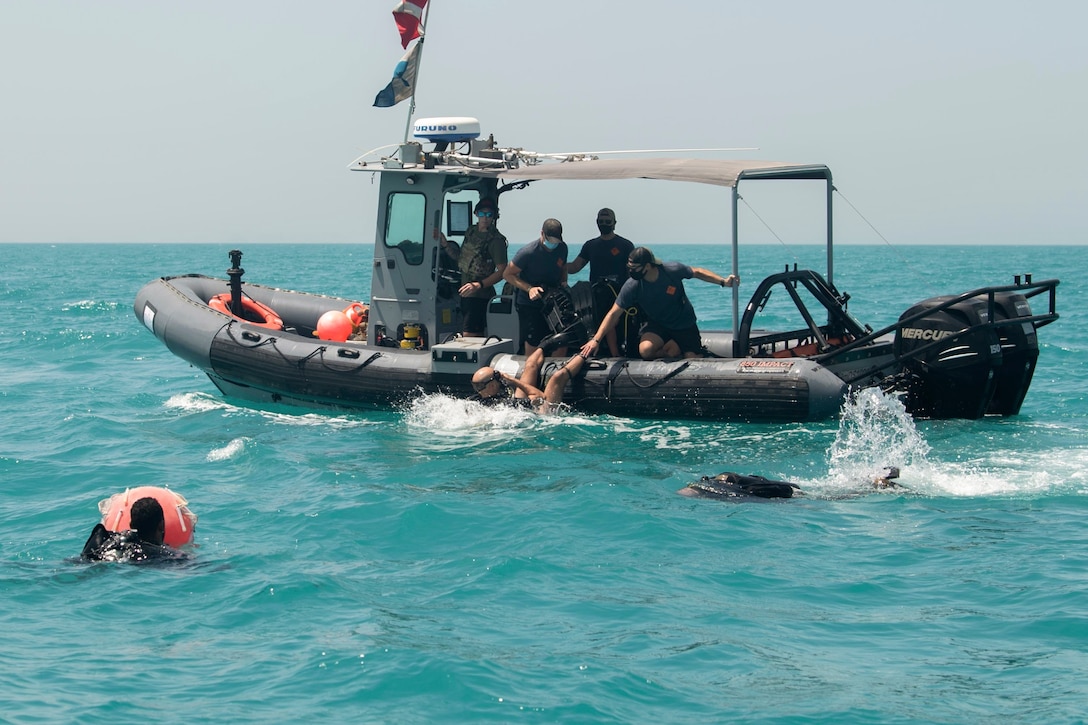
left=2, top=242, right=1086, bottom=723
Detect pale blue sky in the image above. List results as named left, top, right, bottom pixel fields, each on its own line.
left=2, top=1, right=1085, bottom=245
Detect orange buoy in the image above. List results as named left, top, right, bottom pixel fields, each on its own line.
left=208, top=293, right=284, bottom=330
left=316, top=310, right=353, bottom=341
left=98, top=486, right=197, bottom=547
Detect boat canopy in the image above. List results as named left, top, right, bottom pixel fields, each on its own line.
left=479, top=158, right=831, bottom=188
left=480, top=158, right=835, bottom=334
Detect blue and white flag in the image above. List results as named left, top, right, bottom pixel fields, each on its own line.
left=373, top=42, right=420, bottom=108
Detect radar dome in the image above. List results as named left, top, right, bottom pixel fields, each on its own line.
left=413, top=117, right=480, bottom=143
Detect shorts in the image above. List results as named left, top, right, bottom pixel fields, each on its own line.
left=640, top=321, right=703, bottom=356
left=517, top=305, right=551, bottom=347
left=461, top=296, right=489, bottom=334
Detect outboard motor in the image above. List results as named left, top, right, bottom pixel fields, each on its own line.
left=985, top=291, right=1039, bottom=415
left=894, top=295, right=1002, bottom=418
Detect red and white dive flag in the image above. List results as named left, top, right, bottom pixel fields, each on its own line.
left=393, top=0, right=427, bottom=48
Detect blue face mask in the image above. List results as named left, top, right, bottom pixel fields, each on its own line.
left=542, top=238, right=559, bottom=251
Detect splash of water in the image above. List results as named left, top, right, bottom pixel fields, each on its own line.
left=822, top=388, right=1060, bottom=497
left=404, top=392, right=539, bottom=432
left=829, top=388, right=928, bottom=480
left=163, top=392, right=376, bottom=429
left=207, top=437, right=248, bottom=462
left=165, top=392, right=231, bottom=414
left=402, top=392, right=605, bottom=456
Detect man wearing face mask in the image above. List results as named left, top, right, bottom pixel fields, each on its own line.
left=503, top=218, right=569, bottom=355
left=579, top=246, right=738, bottom=360
left=565, top=208, right=635, bottom=356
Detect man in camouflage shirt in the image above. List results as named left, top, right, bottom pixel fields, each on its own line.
left=439, top=197, right=508, bottom=336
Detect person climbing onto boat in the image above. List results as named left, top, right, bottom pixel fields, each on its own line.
left=80, top=497, right=189, bottom=563
left=469, top=347, right=586, bottom=415
left=504, top=218, right=570, bottom=356
left=580, top=246, right=738, bottom=360
left=565, top=207, right=635, bottom=357
left=437, top=197, right=508, bottom=337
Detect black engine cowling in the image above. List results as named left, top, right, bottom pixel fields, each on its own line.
left=985, top=292, right=1039, bottom=416
left=894, top=295, right=1002, bottom=418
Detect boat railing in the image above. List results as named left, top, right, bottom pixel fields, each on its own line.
left=736, top=268, right=872, bottom=358
left=815, top=278, right=1060, bottom=383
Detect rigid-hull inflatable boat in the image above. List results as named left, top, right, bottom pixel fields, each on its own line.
left=135, top=118, right=1058, bottom=422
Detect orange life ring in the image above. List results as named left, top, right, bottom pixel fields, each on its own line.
left=98, top=486, right=197, bottom=548
left=343, top=302, right=369, bottom=327
left=209, top=293, right=284, bottom=330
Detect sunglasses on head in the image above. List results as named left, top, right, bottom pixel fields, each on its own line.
left=476, top=210, right=494, bottom=218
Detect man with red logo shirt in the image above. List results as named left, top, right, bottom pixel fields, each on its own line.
left=580, top=246, right=737, bottom=360
left=566, top=208, right=635, bottom=356
left=504, top=218, right=569, bottom=355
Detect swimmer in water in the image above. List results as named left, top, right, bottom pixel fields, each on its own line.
left=871, top=466, right=902, bottom=489
left=470, top=347, right=587, bottom=414
left=80, top=496, right=189, bottom=563
left=678, top=472, right=802, bottom=499
left=679, top=467, right=903, bottom=500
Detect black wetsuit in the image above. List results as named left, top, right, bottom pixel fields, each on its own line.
left=685, top=473, right=801, bottom=499
left=80, top=523, right=189, bottom=563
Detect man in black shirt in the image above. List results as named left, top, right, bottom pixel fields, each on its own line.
left=566, top=208, right=635, bottom=356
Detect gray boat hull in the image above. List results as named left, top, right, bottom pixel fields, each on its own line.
left=135, top=275, right=849, bottom=422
